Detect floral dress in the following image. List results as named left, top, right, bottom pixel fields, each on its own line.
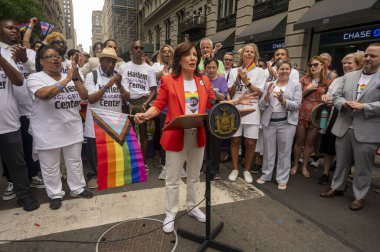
left=298, top=76, right=329, bottom=128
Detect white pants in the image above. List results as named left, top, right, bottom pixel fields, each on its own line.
left=261, top=121, right=296, bottom=184
left=165, top=129, right=204, bottom=218
left=38, top=142, right=86, bottom=199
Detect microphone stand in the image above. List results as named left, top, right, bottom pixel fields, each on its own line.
left=176, top=115, right=243, bottom=252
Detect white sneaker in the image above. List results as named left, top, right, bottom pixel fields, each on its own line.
left=30, top=176, right=45, bottom=189
left=228, top=170, right=239, bottom=182
left=188, top=208, right=206, bottom=222
left=243, top=171, right=253, bottom=183
left=181, top=168, right=187, bottom=178
left=158, top=167, right=167, bottom=180
left=2, top=182, right=15, bottom=201
left=311, top=160, right=319, bottom=168
left=256, top=178, right=266, bottom=184
left=163, top=215, right=175, bottom=233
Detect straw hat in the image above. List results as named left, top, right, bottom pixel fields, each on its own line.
left=96, top=47, right=123, bottom=62
left=311, top=103, right=331, bottom=128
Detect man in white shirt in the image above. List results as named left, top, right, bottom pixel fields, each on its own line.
left=0, top=19, right=39, bottom=211
left=120, top=40, right=157, bottom=164
left=264, top=48, right=300, bottom=84
left=84, top=48, right=129, bottom=189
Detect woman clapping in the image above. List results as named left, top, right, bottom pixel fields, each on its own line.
left=27, top=45, right=92, bottom=210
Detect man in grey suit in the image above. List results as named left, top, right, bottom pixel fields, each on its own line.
left=320, top=43, right=380, bottom=211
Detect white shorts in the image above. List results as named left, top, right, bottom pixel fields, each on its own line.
left=232, top=124, right=259, bottom=139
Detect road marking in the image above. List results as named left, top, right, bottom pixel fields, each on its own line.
left=0, top=179, right=262, bottom=241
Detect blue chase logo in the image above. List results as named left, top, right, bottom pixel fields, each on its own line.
left=373, top=28, right=380, bottom=38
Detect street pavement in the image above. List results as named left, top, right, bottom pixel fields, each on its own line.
left=0, top=155, right=379, bottom=252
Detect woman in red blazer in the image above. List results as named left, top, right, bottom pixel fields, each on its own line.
left=135, top=41, right=253, bottom=233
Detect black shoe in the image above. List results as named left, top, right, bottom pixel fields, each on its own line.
left=212, top=173, right=221, bottom=180
left=50, top=198, right=62, bottom=210
left=318, top=174, right=329, bottom=185
left=251, top=164, right=261, bottom=174
left=17, top=196, right=40, bottom=212
left=72, top=189, right=93, bottom=199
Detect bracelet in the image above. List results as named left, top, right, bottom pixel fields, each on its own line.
left=55, top=82, right=64, bottom=91
left=245, top=82, right=252, bottom=88
left=26, top=26, right=33, bottom=30
left=281, top=97, right=286, bottom=105
left=101, top=86, right=108, bottom=92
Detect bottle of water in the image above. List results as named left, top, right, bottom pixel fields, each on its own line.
left=319, top=107, right=328, bottom=129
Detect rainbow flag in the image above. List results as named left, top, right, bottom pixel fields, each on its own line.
left=40, top=21, right=54, bottom=36
left=244, top=58, right=256, bottom=72
left=18, top=23, right=28, bottom=32
left=91, top=109, right=147, bottom=190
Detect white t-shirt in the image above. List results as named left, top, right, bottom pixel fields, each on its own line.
left=119, top=61, right=156, bottom=99
left=264, top=66, right=300, bottom=84
left=84, top=68, right=122, bottom=138
left=271, top=85, right=287, bottom=113
left=14, top=49, right=36, bottom=116
left=228, top=67, right=266, bottom=125
left=0, top=44, right=21, bottom=134
left=184, top=79, right=199, bottom=115
left=356, top=73, right=375, bottom=100
left=27, top=71, right=83, bottom=150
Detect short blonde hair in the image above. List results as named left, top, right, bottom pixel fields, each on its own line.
left=342, top=52, right=364, bottom=69
left=157, top=45, right=174, bottom=65
left=45, top=32, right=65, bottom=45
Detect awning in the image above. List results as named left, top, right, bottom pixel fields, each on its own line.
left=294, top=0, right=380, bottom=31
left=236, top=12, right=287, bottom=42
left=210, top=28, right=235, bottom=47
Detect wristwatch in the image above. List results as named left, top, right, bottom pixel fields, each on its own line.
left=72, top=77, right=79, bottom=81
left=245, top=82, right=252, bottom=88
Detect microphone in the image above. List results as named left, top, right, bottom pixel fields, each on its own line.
left=201, top=75, right=217, bottom=106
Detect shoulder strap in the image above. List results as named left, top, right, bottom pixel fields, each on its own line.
left=92, top=70, right=98, bottom=85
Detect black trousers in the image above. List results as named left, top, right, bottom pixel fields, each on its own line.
left=86, top=137, right=98, bottom=179
left=205, top=122, right=222, bottom=176
left=0, top=129, right=33, bottom=199
left=2, top=116, right=40, bottom=180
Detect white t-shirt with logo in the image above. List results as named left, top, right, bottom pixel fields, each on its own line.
left=356, top=73, right=375, bottom=100
left=84, top=68, right=122, bottom=138
left=184, top=79, right=199, bottom=115
left=0, top=45, right=20, bottom=134
left=27, top=71, right=83, bottom=150
left=14, top=48, right=36, bottom=116
left=119, top=61, right=156, bottom=99
left=228, top=67, right=266, bottom=125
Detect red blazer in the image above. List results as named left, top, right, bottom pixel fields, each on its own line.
left=152, top=73, right=215, bottom=152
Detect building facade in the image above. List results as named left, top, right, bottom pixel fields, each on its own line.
left=140, top=0, right=380, bottom=72
left=39, top=0, right=66, bottom=37
left=92, top=11, right=103, bottom=47
left=101, top=0, right=138, bottom=56
left=63, top=0, right=77, bottom=50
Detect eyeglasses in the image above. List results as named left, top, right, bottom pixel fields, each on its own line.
left=224, top=58, right=233, bottom=62
left=42, top=55, right=61, bottom=60
left=51, top=40, right=66, bottom=46
left=133, top=46, right=144, bottom=51
left=308, top=63, right=321, bottom=68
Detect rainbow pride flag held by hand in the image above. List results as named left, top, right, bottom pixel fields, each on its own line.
left=91, top=109, right=147, bottom=190
left=17, top=23, right=28, bottom=32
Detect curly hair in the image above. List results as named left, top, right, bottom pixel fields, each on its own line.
left=157, top=45, right=174, bottom=65
left=44, top=32, right=65, bottom=45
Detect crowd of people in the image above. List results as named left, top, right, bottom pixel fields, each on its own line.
left=0, top=17, right=379, bottom=234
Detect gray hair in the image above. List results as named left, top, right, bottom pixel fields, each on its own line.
left=200, top=38, right=213, bottom=48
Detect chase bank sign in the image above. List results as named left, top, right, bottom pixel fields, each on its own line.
left=320, top=25, right=380, bottom=45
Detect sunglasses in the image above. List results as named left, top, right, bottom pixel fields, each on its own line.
left=42, top=55, right=61, bottom=60
left=51, top=40, right=66, bottom=46
left=308, top=63, right=321, bottom=68
left=133, top=46, right=144, bottom=51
